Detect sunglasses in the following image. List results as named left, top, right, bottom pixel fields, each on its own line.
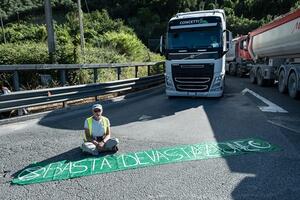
left=93, top=109, right=102, bottom=113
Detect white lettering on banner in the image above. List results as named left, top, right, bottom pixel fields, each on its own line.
left=18, top=166, right=45, bottom=181
left=231, top=140, right=271, bottom=152
left=144, top=150, right=157, bottom=162
left=248, top=140, right=271, bottom=149
left=221, top=143, right=241, bottom=154
left=190, top=145, right=205, bottom=158
left=180, top=148, right=192, bottom=158
left=135, top=152, right=150, bottom=165
left=42, top=163, right=55, bottom=178
left=206, top=144, right=223, bottom=156
left=14, top=139, right=278, bottom=184
left=71, top=161, right=88, bottom=174
left=100, top=158, right=112, bottom=170
left=156, top=151, right=170, bottom=162
left=121, top=154, right=138, bottom=168
left=163, top=148, right=184, bottom=161
left=92, top=159, right=96, bottom=172
left=54, top=162, right=71, bottom=177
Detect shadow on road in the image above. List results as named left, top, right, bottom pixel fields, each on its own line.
left=37, top=87, right=222, bottom=131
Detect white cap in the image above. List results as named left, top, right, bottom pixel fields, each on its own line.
left=92, top=104, right=102, bottom=110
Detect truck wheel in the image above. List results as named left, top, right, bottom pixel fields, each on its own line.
left=288, top=72, right=300, bottom=99
left=237, top=64, right=243, bottom=77
left=267, top=79, right=275, bottom=86
left=249, top=69, right=257, bottom=84
left=257, top=68, right=266, bottom=86
left=278, top=70, right=287, bottom=93
left=229, top=64, right=236, bottom=76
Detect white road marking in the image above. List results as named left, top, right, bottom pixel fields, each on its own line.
left=241, top=88, right=288, bottom=113
left=268, top=120, right=300, bottom=134
left=138, top=115, right=152, bottom=121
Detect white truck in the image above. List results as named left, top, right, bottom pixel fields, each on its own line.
left=160, top=9, right=230, bottom=97
left=248, top=8, right=300, bottom=99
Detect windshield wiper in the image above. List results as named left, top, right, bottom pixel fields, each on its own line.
left=182, top=51, right=218, bottom=60
left=182, top=52, right=210, bottom=60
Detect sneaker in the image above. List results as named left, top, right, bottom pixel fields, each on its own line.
left=112, top=146, right=119, bottom=153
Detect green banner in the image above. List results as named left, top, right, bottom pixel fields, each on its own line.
left=12, top=138, right=280, bottom=185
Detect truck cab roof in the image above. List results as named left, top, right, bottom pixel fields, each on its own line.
left=170, top=9, right=225, bottom=22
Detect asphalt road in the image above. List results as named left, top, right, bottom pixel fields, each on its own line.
left=0, top=75, right=300, bottom=200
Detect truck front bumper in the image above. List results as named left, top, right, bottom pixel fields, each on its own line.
left=166, top=89, right=223, bottom=97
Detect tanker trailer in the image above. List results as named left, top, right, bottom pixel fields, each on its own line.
left=248, top=8, right=300, bottom=99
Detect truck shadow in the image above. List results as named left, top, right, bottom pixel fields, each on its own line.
left=37, top=87, right=222, bottom=131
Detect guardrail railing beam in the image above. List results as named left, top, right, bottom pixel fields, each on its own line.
left=0, top=62, right=165, bottom=115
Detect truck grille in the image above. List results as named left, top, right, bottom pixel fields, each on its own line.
left=172, top=63, right=214, bottom=92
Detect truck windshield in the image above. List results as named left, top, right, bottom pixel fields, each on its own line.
left=167, top=26, right=222, bottom=50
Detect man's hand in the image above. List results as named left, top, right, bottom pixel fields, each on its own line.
left=91, top=140, right=99, bottom=146
left=96, top=141, right=105, bottom=151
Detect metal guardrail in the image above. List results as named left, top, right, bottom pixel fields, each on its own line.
left=0, top=61, right=165, bottom=91
left=0, top=62, right=163, bottom=71
left=0, top=74, right=165, bottom=113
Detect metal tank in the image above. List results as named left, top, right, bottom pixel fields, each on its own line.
left=248, top=9, right=300, bottom=61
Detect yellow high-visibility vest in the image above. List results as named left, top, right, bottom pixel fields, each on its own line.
left=85, top=116, right=109, bottom=141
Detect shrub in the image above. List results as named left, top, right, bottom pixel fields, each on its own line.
left=103, top=31, right=149, bottom=61
left=0, top=23, right=47, bottom=43
left=0, top=42, right=49, bottom=64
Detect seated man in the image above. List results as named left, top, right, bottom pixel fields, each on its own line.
left=81, top=104, right=119, bottom=155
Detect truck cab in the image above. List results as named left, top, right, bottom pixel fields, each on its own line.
left=161, top=9, right=229, bottom=97
left=226, top=35, right=253, bottom=76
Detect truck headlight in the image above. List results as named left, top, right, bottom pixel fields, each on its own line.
left=211, top=74, right=224, bottom=91
left=165, top=74, right=174, bottom=88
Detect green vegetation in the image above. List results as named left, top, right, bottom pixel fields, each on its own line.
left=0, top=9, right=163, bottom=89
left=1, top=0, right=299, bottom=41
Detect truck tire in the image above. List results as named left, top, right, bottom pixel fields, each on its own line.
left=229, top=63, right=236, bottom=76
left=288, top=71, right=300, bottom=99
left=278, top=70, right=287, bottom=93
left=236, top=64, right=243, bottom=77
left=249, top=69, right=256, bottom=84
left=257, top=68, right=266, bottom=86
left=267, top=79, right=275, bottom=86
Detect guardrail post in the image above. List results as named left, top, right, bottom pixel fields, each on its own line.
left=93, top=68, right=99, bottom=101
left=93, top=68, right=98, bottom=83
left=60, top=70, right=66, bottom=86
left=13, top=71, right=24, bottom=116
left=135, top=66, right=138, bottom=78
left=63, top=101, right=68, bottom=108
left=147, top=65, right=150, bottom=76
left=13, top=71, right=20, bottom=91
left=117, top=67, right=121, bottom=80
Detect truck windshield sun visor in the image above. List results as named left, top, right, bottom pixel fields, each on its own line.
left=167, top=27, right=222, bottom=51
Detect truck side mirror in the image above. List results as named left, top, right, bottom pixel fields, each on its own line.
left=225, top=30, right=232, bottom=50
left=243, top=40, right=248, bottom=51
left=160, top=35, right=165, bottom=56
left=223, top=30, right=232, bottom=55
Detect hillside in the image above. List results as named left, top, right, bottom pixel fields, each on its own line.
left=1, top=0, right=300, bottom=40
